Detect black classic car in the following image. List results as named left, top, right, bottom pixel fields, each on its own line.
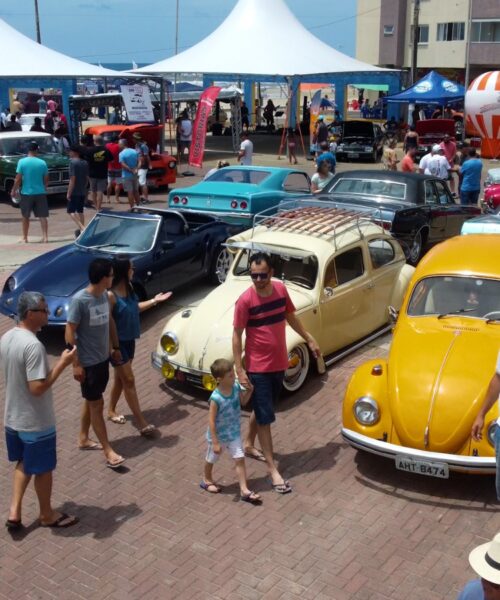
left=320, top=170, right=481, bottom=264
left=335, top=121, right=384, bottom=163
left=0, top=208, right=242, bottom=325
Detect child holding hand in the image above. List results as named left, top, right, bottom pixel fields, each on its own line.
left=200, top=358, right=262, bottom=504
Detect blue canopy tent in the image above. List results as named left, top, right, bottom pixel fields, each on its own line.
left=384, top=70, right=464, bottom=105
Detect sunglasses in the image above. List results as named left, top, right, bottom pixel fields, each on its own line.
left=30, top=308, right=49, bottom=314
left=250, top=272, right=270, bottom=281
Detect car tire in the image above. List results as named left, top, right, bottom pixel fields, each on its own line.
left=408, top=230, right=423, bottom=266
left=283, top=344, right=310, bottom=393
left=209, top=245, right=233, bottom=285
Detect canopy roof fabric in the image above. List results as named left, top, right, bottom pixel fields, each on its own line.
left=385, top=70, right=464, bottom=105
left=136, top=0, right=394, bottom=77
left=0, top=18, right=129, bottom=78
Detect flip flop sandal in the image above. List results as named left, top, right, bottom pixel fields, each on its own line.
left=199, top=481, right=221, bottom=494
left=78, top=441, right=103, bottom=451
left=106, top=457, right=126, bottom=469
left=271, top=481, right=292, bottom=494
left=240, top=491, right=262, bottom=504
left=139, top=424, right=156, bottom=437
left=5, top=519, right=22, bottom=530
left=244, top=448, right=267, bottom=462
left=40, top=513, right=78, bottom=528
left=108, top=415, right=126, bottom=424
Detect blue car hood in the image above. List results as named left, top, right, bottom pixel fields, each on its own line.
left=13, top=245, right=96, bottom=297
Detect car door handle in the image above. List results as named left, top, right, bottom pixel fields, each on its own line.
left=365, top=282, right=374, bottom=290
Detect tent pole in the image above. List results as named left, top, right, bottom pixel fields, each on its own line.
left=159, top=77, right=166, bottom=154
left=34, top=0, right=41, bottom=44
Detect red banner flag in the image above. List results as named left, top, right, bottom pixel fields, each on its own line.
left=189, top=86, right=222, bottom=168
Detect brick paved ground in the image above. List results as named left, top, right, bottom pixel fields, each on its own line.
left=1, top=145, right=499, bottom=599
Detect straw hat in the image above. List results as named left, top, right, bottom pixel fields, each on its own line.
left=469, top=532, right=500, bottom=584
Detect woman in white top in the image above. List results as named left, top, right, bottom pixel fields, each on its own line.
left=311, top=160, right=335, bottom=194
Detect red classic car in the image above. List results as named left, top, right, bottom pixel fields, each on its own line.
left=484, top=168, right=500, bottom=213
left=85, top=123, right=177, bottom=189
left=415, top=119, right=456, bottom=161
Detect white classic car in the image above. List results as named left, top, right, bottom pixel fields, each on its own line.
left=152, top=202, right=415, bottom=392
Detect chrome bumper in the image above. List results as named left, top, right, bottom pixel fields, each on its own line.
left=167, top=208, right=252, bottom=220
left=341, top=428, right=496, bottom=473
left=151, top=351, right=210, bottom=388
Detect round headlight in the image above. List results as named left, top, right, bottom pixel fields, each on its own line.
left=353, top=396, right=380, bottom=426
left=161, top=362, right=176, bottom=380
left=202, top=374, right=217, bottom=391
left=168, top=161, right=176, bottom=169
left=5, top=276, right=16, bottom=292
left=160, top=332, right=179, bottom=355
left=487, top=421, right=497, bottom=447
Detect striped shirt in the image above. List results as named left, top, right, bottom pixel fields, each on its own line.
left=233, top=280, right=295, bottom=373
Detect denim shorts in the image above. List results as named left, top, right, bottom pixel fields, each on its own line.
left=5, top=426, right=57, bottom=475
left=111, top=340, right=136, bottom=366
left=247, top=371, right=285, bottom=425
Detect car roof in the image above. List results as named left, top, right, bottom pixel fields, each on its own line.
left=0, top=131, right=51, bottom=139
left=332, top=170, right=432, bottom=183
left=416, top=235, right=500, bottom=279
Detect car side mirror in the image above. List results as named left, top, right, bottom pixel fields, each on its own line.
left=388, top=305, right=399, bottom=322
left=324, top=287, right=334, bottom=298
left=162, top=240, right=175, bottom=250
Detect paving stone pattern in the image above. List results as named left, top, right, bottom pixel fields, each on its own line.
left=0, top=151, right=499, bottom=599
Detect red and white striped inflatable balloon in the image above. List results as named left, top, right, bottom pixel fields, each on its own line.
left=465, top=71, right=500, bottom=159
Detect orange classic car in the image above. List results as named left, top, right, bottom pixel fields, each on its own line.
left=85, top=123, right=177, bottom=189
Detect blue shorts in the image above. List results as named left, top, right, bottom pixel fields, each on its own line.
left=247, top=371, right=285, bottom=425
left=5, top=426, right=57, bottom=475
left=111, top=339, right=136, bottom=366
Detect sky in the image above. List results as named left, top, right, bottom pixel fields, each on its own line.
left=0, top=0, right=358, bottom=65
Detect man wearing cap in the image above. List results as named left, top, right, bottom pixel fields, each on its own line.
left=427, top=145, right=450, bottom=180
left=10, top=142, right=49, bottom=243
left=133, top=133, right=151, bottom=204
left=457, top=532, right=500, bottom=599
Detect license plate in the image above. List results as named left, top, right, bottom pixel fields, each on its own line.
left=395, top=455, right=449, bottom=479
left=349, top=153, right=359, bottom=158
left=47, top=185, right=67, bottom=194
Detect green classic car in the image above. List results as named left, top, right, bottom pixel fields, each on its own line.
left=0, top=131, right=70, bottom=202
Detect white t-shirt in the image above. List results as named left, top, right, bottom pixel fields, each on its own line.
left=419, top=153, right=432, bottom=173
left=427, top=155, right=449, bottom=179
left=311, top=171, right=334, bottom=192
left=239, top=139, right=253, bottom=166
left=180, top=119, right=192, bottom=141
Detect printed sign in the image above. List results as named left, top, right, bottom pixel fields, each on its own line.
left=120, top=84, right=154, bottom=123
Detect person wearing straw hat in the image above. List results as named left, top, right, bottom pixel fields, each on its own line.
left=457, top=532, right=500, bottom=599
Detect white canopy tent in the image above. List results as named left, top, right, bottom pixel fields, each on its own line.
left=135, top=0, right=393, bottom=77
left=0, top=18, right=126, bottom=78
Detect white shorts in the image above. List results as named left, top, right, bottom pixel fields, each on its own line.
left=205, top=437, right=244, bottom=464
left=138, top=168, right=148, bottom=186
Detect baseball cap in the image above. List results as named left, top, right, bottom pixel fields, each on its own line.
left=432, top=144, right=442, bottom=153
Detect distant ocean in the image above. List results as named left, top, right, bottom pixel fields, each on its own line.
left=91, top=63, right=148, bottom=71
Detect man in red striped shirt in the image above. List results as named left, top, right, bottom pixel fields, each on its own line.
left=233, top=252, right=320, bottom=494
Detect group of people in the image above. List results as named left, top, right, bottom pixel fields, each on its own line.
left=10, top=132, right=152, bottom=243
left=383, top=132, right=483, bottom=205
left=1, top=249, right=320, bottom=528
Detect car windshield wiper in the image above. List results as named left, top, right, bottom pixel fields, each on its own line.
left=437, top=307, right=476, bottom=319
left=86, top=243, right=128, bottom=249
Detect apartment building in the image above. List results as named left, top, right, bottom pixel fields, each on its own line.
left=356, top=0, right=500, bottom=83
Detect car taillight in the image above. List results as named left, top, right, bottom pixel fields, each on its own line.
left=231, top=200, right=238, bottom=209
left=382, top=221, right=391, bottom=230
left=172, top=196, right=180, bottom=204
left=181, top=197, right=188, bottom=205
left=240, top=201, right=248, bottom=210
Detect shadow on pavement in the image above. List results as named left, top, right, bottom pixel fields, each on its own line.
left=276, top=441, right=344, bottom=478
left=353, top=451, right=498, bottom=511
left=112, top=432, right=179, bottom=459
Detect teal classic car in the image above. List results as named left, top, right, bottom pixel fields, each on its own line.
left=168, top=166, right=311, bottom=223
left=0, top=131, right=70, bottom=202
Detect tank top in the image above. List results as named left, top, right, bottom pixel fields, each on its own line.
left=112, top=291, right=141, bottom=341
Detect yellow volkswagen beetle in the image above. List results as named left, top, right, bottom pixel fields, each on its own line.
left=342, top=234, right=500, bottom=478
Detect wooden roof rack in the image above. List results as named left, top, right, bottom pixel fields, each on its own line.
left=253, top=200, right=384, bottom=248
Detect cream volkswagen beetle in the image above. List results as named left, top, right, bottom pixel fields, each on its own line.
left=152, top=202, right=415, bottom=392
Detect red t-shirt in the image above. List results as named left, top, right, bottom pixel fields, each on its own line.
left=440, top=140, right=456, bottom=167
left=106, top=142, right=121, bottom=170
left=400, top=154, right=414, bottom=172
left=233, top=280, right=295, bottom=373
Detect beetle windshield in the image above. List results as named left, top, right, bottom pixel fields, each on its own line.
left=233, top=249, right=318, bottom=290
left=76, top=213, right=159, bottom=254
left=0, top=136, right=58, bottom=156
left=407, top=276, right=500, bottom=319
left=205, top=169, right=271, bottom=185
